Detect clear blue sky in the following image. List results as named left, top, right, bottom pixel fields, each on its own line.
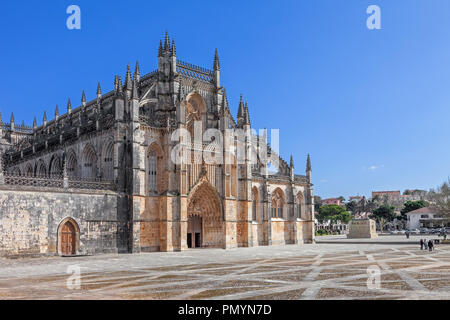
left=1, top=0, right=449, bottom=199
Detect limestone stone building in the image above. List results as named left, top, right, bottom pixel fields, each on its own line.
left=0, top=33, right=314, bottom=256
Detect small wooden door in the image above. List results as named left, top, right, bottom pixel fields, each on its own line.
left=61, top=221, right=76, bottom=255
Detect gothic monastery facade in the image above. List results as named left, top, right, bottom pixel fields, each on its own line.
left=0, top=33, right=314, bottom=256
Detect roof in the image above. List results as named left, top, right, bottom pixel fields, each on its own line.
left=406, top=207, right=437, bottom=215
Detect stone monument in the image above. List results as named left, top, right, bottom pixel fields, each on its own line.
left=347, top=218, right=378, bottom=239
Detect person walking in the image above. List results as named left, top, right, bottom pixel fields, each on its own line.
left=420, top=239, right=424, bottom=250
left=406, top=231, right=410, bottom=239
left=428, top=240, right=434, bottom=252
left=424, top=239, right=428, bottom=250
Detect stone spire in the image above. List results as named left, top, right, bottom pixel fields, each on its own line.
left=55, top=105, right=59, bottom=121
left=114, top=75, right=119, bottom=93
left=97, top=82, right=102, bottom=99
left=237, top=95, right=245, bottom=126
left=306, top=154, right=311, bottom=182
left=10, top=113, right=14, bottom=131
left=116, top=76, right=124, bottom=98
left=306, top=154, right=311, bottom=172
left=118, top=76, right=123, bottom=92
left=81, top=90, right=86, bottom=107
left=290, top=155, right=294, bottom=181
left=67, top=98, right=72, bottom=114
left=244, top=102, right=250, bottom=126
left=43, top=111, right=47, bottom=127
left=214, top=48, right=220, bottom=71
left=33, top=116, right=37, bottom=130
left=171, top=39, right=176, bottom=56
left=221, top=88, right=228, bottom=111
left=164, top=30, right=170, bottom=52
left=125, top=64, right=132, bottom=91
left=213, top=48, right=221, bottom=89
left=134, top=61, right=140, bottom=82
left=238, top=95, right=244, bottom=117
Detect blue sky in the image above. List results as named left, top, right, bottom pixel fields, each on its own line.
left=1, top=0, right=449, bottom=199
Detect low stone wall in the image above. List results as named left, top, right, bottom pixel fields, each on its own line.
left=0, top=186, right=122, bottom=257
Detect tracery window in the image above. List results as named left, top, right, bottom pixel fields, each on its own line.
left=148, top=151, right=158, bottom=194
left=296, top=192, right=306, bottom=220
left=271, top=189, right=285, bottom=219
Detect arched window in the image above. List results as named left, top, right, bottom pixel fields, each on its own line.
left=25, top=164, right=33, bottom=177
left=148, top=150, right=157, bottom=194
left=296, top=192, right=306, bottom=220
left=185, top=92, right=207, bottom=141
left=81, top=144, right=98, bottom=179
left=230, top=154, right=237, bottom=197
left=252, top=187, right=259, bottom=222
left=146, top=142, right=163, bottom=195
left=36, top=160, right=47, bottom=177
left=271, top=188, right=285, bottom=219
left=49, top=156, right=62, bottom=178
left=66, top=149, right=78, bottom=178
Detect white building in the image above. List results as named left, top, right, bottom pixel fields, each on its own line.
left=406, top=207, right=446, bottom=230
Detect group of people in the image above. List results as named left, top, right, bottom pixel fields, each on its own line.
left=420, top=239, right=435, bottom=251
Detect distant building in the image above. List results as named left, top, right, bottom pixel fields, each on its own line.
left=399, top=194, right=422, bottom=201
left=322, top=198, right=342, bottom=206
left=406, top=207, right=448, bottom=230
left=371, top=190, right=426, bottom=202
left=372, top=191, right=401, bottom=200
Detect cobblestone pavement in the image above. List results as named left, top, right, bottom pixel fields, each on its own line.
left=0, top=240, right=449, bottom=300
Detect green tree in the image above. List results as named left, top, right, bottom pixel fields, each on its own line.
left=399, top=200, right=428, bottom=221
left=317, top=205, right=351, bottom=223
left=400, top=200, right=429, bottom=215
left=335, top=211, right=352, bottom=224
left=372, top=205, right=396, bottom=231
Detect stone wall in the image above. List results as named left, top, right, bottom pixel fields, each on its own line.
left=0, top=186, right=123, bottom=256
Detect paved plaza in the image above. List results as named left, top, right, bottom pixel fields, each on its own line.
left=0, top=236, right=449, bottom=300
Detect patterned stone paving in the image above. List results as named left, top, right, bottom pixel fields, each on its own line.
left=0, top=242, right=449, bottom=300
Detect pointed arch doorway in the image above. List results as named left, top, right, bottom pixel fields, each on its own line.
left=187, top=215, right=202, bottom=248
left=186, top=180, right=224, bottom=249
left=58, top=218, right=79, bottom=256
